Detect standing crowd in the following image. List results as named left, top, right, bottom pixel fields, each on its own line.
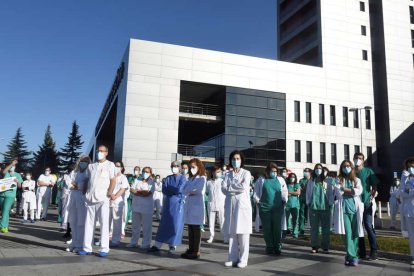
left=1, top=146, right=414, bottom=268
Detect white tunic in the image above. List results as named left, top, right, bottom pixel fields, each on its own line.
left=131, top=179, right=155, bottom=214
left=183, top=175, right=206, bottom=225
left=153, top=180, right=163, bottom=201
left=37, top=174, right=56, bottom=195
left=222, top=168, right=252, bottom=235
left=85, top=160, right=116, bottom=203
left=111, top=174, right=129, bottom=207
left=22, top=180, right=36, bottom=208
left=206, top=178, right=225, bottom=212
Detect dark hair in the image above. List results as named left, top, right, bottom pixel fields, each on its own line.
left=229, top=150, right=245, bottom=168
left=115, top=161, right=125, bottom=173
left=404, top=157, right=414, bottom=170
left=265, top=162, right=278, bottom=179
left=312, top=163, right=326, bottom=181
left=338, top=160, right=357, bottom=184
left=353, top=152, right=365, bottom=160
left=133, top=166, right=141, bottom=172
left=304, top=168, right=312, bottom=173
left=213, top=165, right=221, bottom=172
left=142, top=166, right=153, bottom=177
left=288, top=173, right=297, bottom=184
left=189, top=158, right=206, bottom=177
left=155, top=174, right=160, bottom=178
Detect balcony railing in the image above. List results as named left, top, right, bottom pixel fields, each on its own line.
left=178, top=144, right=217, bottom=159
left=179, top=101, right=221, bottom=117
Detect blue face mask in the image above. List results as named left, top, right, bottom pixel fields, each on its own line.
left=409, top=167, right=414, bottom=175
left=182, top=169, right=188, bottom=175
left=303, top=172, right=309, bottom=178
left=232, top=160, right=241, bottom=169
left=315, top=169, right=322, bottom=176
left=342, top=167, right=352, bottom=175
left=270, top=172, right=277, bottom=179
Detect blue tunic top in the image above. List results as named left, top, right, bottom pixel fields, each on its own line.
left=155, top=174, right=187, bottom=246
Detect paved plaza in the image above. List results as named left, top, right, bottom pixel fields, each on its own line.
left=0, top=207, right=412, bottom=276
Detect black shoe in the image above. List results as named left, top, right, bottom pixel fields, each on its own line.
left=368, top=253, right=378, bottom=261
left=62, top=233, right=71, bottom=239
left=147, top=246, right=160, bottom=253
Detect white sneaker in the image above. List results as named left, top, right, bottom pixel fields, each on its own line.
left=66, top=239, right=72, bottom=245
left=65, top=247, right=72, bottom=252
left=237, top=262, right=247, bottom=268
left=94, top=240, right=101, bottom=246
left=207, top=237, right=214, bottom=243
left=224, top=261, right=233, bottom=267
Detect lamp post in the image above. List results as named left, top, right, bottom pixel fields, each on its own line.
left=349, top=106, right=372, bottom=151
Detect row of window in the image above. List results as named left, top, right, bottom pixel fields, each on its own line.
left=410, top=6, right=414, bottom=69
left=294, top=140, right=373, bottom=166
left=293, top=101, right=371, bottom=129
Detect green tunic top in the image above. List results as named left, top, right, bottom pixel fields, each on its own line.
left=286, top=183, right=300, bottom=209
left=357, top=167, right=379, bottom=208
left=298, top=178, right=307, bottom=202
left=260, top=178, right=282, bottom=212
left=343, top=179, right=356, bottom=214
left=310, top=181, right=329, bottom=211
left=1, top=172, right=23, bottom=198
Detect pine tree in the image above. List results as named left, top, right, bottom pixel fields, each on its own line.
left=59, top=121, right=84, bottom=173
left=2, top=128, right=32, bottom=172
left=32, top=125, right=60, bottom=177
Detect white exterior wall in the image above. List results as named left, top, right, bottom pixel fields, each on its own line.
left=122, top=38, right=377, bottom=177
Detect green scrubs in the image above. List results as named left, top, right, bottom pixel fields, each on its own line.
left=56, top=178, right=65, bottom=223
left=343, top=180, right=358, bottom=261
left=0, top=172, right=23, bottom=231
left=298, top=178, right=308, bottom=233
left=357, top=167, right=379, bottom=209
left=309, top=181, right=331, bottom=250
left=259, top=178, right=284, bottom=254
left=125, top=175, right=135, bottom=229
left=286, top=183, right=300, bottom=237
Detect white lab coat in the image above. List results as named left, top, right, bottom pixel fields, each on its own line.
left=389, top=185, right=400, bottom=227
left=399, top=171, right=414, bottom=237
left=206, top=178, right=225, bottom=212
left=22, top=180, right=36, bottom=208
left=222, top=168, right=252, bottom=235
left=183, top=175, right=206, bottom=225
left=332, top=178, right=365, bottom=237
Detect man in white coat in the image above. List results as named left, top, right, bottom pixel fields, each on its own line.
left=206, top=166, right=227, bottom=243
left=79, top=145, right=116, bottom=257
left=36, top=167, right=56, bottom=221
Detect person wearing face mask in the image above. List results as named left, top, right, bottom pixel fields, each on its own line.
left=79, top=145, right=116, bottom=257
left=66, top=156, right=90, bottom=253
left=281, top=168, right=289, bottom=181
left=253, top=175, right=264, bottom=233
left=182, top=163, right=189, bottom=180
left=181, top=158, right=206, bottom=259
left=206, top=166, right=227, bottom=244
left=153, top=175, right=163, bottom=221
left=258, top=162, right=288, bottom=255
left=353, top=152, right=379, bottom=261
left=21, top=172, right=36, bottom=223
left=333, top=160, right=364, bottom=267
left=0, top=160, right=23, bottom=232
left=36, top=167, right=56, bottom=221
left=222, top=150, right=252, bottom=268
left=148, top=161, right=187, bottom=253
left=285, top=173, right=301, bottom=238
left=389, top=173, right=400, bottom=230
left=127, top=166, right=155, bottom=249
left=306, top=163, right=334, bottom=254
left=108, top=161, right=128, bottom=248
left=299, top=168, right=311, bottom=235
left=124, top=166, right=141, bottom=230
left=399, top=157, right=414, bottom=265
left=60, top=168, right=76, bottom=232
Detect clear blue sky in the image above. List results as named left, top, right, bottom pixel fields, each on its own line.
left=0, top=0, right=277, bottom=157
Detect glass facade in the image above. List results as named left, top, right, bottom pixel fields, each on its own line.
left=225, top=87, right=286, bottom=168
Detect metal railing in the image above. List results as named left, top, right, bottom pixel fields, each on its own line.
left=178, top=144, right=217, bottom=159
left=179, top=101, right=221, bottom=117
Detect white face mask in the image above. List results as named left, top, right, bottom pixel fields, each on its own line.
left=354, top=159, right=362, bottom=167
left=97, top=151, right=105, bottom=161
left=191, top=168, right=198, bottom=176
left=10, top=166, right=15, bottom=172
left=115, top=167, right=121, bottom=175
left=143, top=172, right=150, bottom=179
left=282, top=172, right=288, bottom=178
left=156, top=178, right=160, bottom=183
left=409, top=167, right=414, bottom=175
left=26, top=175, right=31, bottom=180
left=215, top=172, right=222, bottom=179
left=45, top=171, right=50, bottom=176
left=134, top=170, right=140, bottom=176
left=172, top=167, right=179, bottom=174
left=289, top=177, right=295, bottom=183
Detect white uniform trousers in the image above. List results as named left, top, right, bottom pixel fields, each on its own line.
left=36, top=189, right=51, bottom=220
left=228, top=234, right=250, bottom=265
left=154, top=197, right=163, bottom=220
left=208, top=208, right=226, bottom=239
left=389, top=197, right=399, bottom=228
left=109, top=201, right=124, bottom=244
left=69, top=191, right=86, bottom=250
left=131, top=211, right=153, bottom=248
left=83, top=198, right=110, bottom=253
left=61, top=194, right=71, bottom=229
left=23, top=191, right=36, bottom=221
left=255, top=205, right=261, bottom=232
left=121, top=200, right=128, bottom=236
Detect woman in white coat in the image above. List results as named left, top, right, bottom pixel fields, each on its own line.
left=153, top=175, right=163, bottom=221
left=333, top=160, right=364, bottom=267
left=222, top=150, right=252, bottom=268
left=181, top=158, right=206, bottom=259
left=21, top=172, right=37, bottom=223
left=389, top=176, right=400, bottom=229
left=399, top=157, right=414, bottom=265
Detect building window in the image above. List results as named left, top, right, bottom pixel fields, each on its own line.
left=319, top=104, right=325, bottom=124
left=362, top=50, right=368, bottom=60
left=295, top=140, right=301, bottom=162
left=320, top=142, right=326, bottom=164
left=367, top=146, right=373, bottom=166
left=306, top=102, right=312, bottom=123
left=330, top=105, right=336, bottom=126
left=294, top=101, right=300, bottom=122
left=360, top=1, right=365, bottom=12
left=354, top=145, right=360, bottom=155
left=306, top=141, right=312, bottom=163
left=365, top=109, right=371, bottom=129
left=331, top=144, right=337, bottom=164
left=411, top=30, right=414, bottom=48
left=410, top=6, right=414, bottom=24
left=361, top=25, right=367, bottom=36
left=353, top=109, right=359, bottom=128
left=343, top=107, right=349, bottom=127
left=344, top=144, right=350, bottom=161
